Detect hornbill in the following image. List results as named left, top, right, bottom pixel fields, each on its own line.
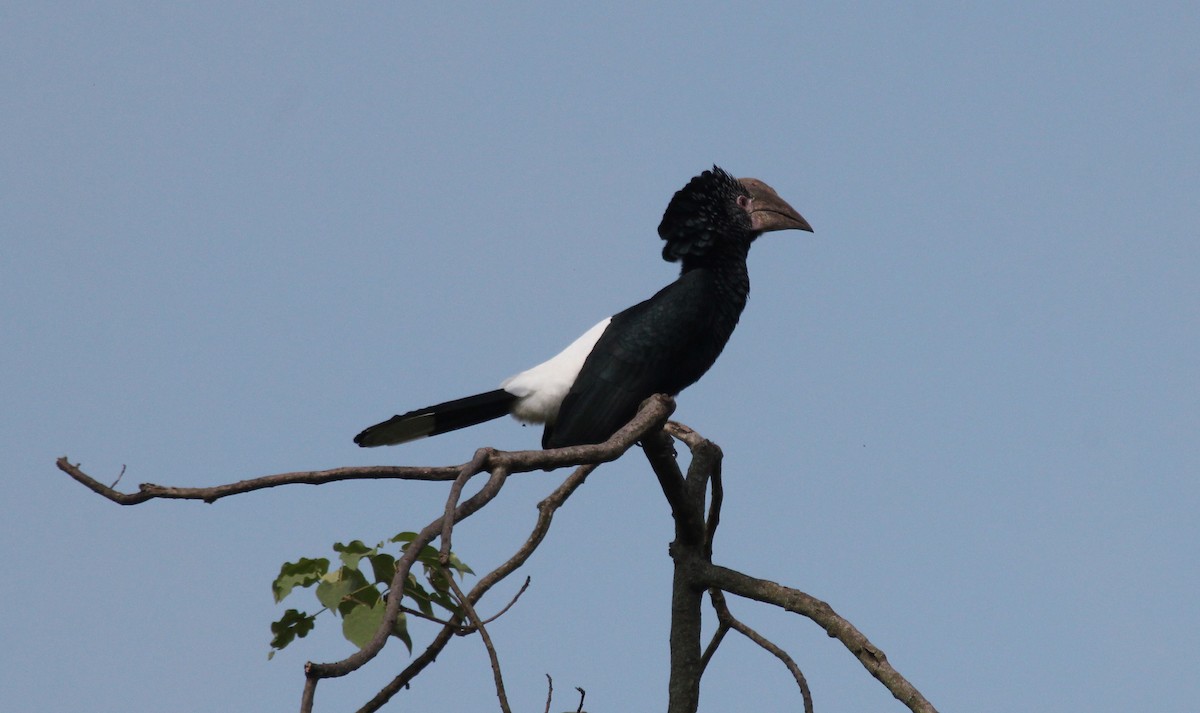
left=355, top=166, right=812, bottom=449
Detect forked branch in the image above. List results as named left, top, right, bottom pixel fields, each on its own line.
left=646, top=424, right=938, bottom=713
left=59, top=393, right=938, bottom=713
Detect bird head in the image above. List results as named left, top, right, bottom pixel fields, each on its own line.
left=658, top=166, right=811, bottom=263
left=736, top=177, right=813, bottom=234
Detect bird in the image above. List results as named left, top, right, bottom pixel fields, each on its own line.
left=354, top=166, right=812, bottom=450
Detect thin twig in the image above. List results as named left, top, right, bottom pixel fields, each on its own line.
left=698, top=562, right=939, bottom=713
left=440, top=449, right=492, bottom=562
left=58, top=460, right=466, bottom=504
left=447, top=571, right=511, bottom=713
left=543, top=674, right=553, bottom=713
left=398, top=604, right=458, bottom=628
left=710, top=589, right=814, bottom=713
left=357, top=463, right=600, bottom=712
left=480, top=576, right=531, bottom=626
left=305, top=465, right=511, bottom=693
left=110, top=464, right=126, bottom=489
left=664, top=421, right=706, bottom=450
left=300, top=677, right=317, bottom=713
left=575, top=687, right=587, bottom=713
left=703, top=454, right=722, bottom=559
left=353, top=615, right=461, bottom=713
left=283, top=399, right=671, bottom=708
left=697, top=621, right=730, bottom=675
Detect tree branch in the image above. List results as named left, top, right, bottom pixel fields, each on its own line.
left=709, top=589, right=814, bottom=713
left=440, top=448, right=494, bottom=561
left=56, top=394, right=676, bottom=506
left=349, top=460, right=597, bottom=711
left=447, top=570, right=511, bottom=713
left=654, top=421, right=937, bottom=713
left=354, top=459, right=603, bottom=712
left=644, top=426, right=716, bottom=713
left=62, top=394, right=940, bottom=713
left=697, top=621, right=730, bottom=675
left=697, top=562, right=938, bottom=713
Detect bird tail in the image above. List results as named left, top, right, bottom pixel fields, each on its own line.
left=354, top=389, right=518, bottom=447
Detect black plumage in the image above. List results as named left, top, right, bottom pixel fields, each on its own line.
left=542, top=167, right=809, bottom=447
left=354, top=166, right=811, bottom=450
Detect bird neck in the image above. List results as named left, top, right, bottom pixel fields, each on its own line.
left=680, top=232, right=751, bottom=280
left=680, top=248, right=751, bottom=318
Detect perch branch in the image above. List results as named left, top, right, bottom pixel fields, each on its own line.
left=440, top=448, right=493, bottom=561
left=56, top=395, right=675, bottom=506
left=349, top=400, right=669, bottom=711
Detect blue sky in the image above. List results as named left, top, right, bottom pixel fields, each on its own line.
left=3, top=3, right=1197, bottom=712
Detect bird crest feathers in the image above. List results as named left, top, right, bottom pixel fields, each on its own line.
left=657, top=165, right=747, bottom=263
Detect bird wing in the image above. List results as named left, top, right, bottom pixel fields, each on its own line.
left=544, top=271, right=727, bottom=448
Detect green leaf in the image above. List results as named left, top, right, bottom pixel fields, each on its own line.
left=429, top=591, right=463, bottom=618
left=269, top=608, right=316, bottom=654
left=344, top=579, right=381, bottom=615
left=446, top=552, right=475, bottom=576
left=395, top=536, right=442, bottom=570
left=269, top=533, right=472, bottom=660
left=317, top=567, right=376, bottom=617
left=417, top=545, right=443, bottom=568
left=393, top=611, right=412, bottom=653
left=342, top=599, right=386, bottom=649
left=272, top=558, right=330, bottom=603
left=405, top=577, right=435, bottom=617
left=315, top=572, right=357, bottom=612
left=368, top=552, right=396, bottom=585
left=426, top=566, right=452, bottom=593
left=333, top=540, right=375, bottom=571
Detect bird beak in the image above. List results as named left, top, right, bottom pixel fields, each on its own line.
left=739, top=178, right=813, bottom=233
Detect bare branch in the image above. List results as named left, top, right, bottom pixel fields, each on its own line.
left=56, top=394, right=676, bottom=506
left=353, top=615, right=460, bottom=713
left=440, top=448, right=493, bottom=561
left=355, top=461, right=602, bottom=712
left=658, top=421, right=936, bottom=713
left=57, top=458, right=465, bottom=504
left=641, top=429, right=693, bottom=534
left=710, top=589, right=814, bottom=713
left=64, top=394, right=941, bottom=713
left=305, top=465, right=512, bottom=687
left=644, top=425, right=714, bottom=713
left=479, top=576, right=532, bottom=627
left=664, top=421, right=706, bottom=450
left=397, top=576, right=530, bottom=632
left=697, top=621, right=730, bottom=675
left=110, top=463, right=127, bottom=488
left=698, top=562, right=938, bottom=713
left=447, top=570, right=511, bottom=713
left=310, top=399, right=677, bottom=710
left=543, top=674, right=553, bottom=713
left=300, top=676, right=317, bottom=713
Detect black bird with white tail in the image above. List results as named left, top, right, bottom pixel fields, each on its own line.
left=354, top=166, right=812, bottom=450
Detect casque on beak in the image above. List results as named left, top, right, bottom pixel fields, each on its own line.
left=739, top=177, right=813, bottom=233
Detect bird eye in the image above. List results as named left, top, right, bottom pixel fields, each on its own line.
left=737, top=195, right=753, bottom=211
